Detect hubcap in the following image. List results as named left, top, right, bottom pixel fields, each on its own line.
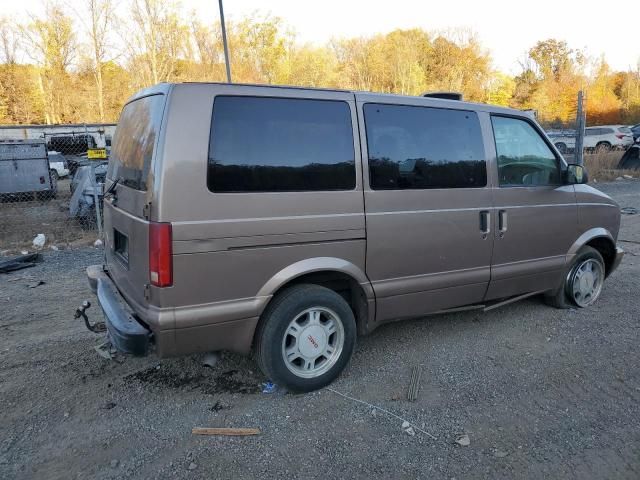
left=568, top=258, right=604, bottom=307
left=281, top=307, right=344, bottom=379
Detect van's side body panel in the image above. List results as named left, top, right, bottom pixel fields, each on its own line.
left=355, top=93, right=495, bottom=325
left=97, top=82, right=623, bottom=359
left=153, top=84, right=367, bottom=354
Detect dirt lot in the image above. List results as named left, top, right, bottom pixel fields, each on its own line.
left=1, top=181, right=639, bottom=480
left=0, top=178, right=99, bottom=251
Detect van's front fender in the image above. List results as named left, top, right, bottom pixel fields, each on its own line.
left=256, top=257, right=374, bottom=300
left=567, top=227, right=616, bottom=259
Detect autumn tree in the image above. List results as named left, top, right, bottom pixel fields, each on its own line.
left=125, top=0, right=189, bottom=87
left=20, top=3, right=76, bottom=124
left=80, top=0, right=114, bottom=122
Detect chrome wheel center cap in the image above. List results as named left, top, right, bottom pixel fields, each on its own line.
left=580, top=272, right=594, bottom=292
left=298, top=325, right=327, bottom=358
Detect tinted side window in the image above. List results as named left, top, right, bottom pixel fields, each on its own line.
left=585, top=129, right=596, bottom=136
left=364, top=104, right=486, bottom=189
left=208, top=96, right=355, bottom=192
left=491, top=116, right=561, bottom=186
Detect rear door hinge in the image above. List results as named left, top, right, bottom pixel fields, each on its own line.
left=144, top=284, right=151, bottom=301
left=143, top=202, right=151, bottom=220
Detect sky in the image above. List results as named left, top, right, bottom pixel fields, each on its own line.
left=6, top=0, right=640, bottom=74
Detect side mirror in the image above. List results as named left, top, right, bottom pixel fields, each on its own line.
left=565, top=163, right=588, bottom=184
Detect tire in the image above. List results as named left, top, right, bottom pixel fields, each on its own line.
left=595, top=142, right=611, bottom=153
left=545, top=246, right=605, bottom=309
left=255, top=284, right=357, bottom=393
left=50, top=170, right=59, bottom=181
left=555, top=142, right=567, bottom=154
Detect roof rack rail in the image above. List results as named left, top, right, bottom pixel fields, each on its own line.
left=421, top=92, right=463, bottom=101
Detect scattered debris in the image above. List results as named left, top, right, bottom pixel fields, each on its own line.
left=202, top=352, right=220, bottom=368
left=370, top=408, right=377, bottom=418
left=209, top=400, right=229, bottom=412
left=262, top=381, right=277, bottom=394
left=623, top=175, right=634, bottom=179
left=326, top=387, right=437, bottom=440
left=455, top=434, right=470, bottom=446
left=401, top=421, right=416, bottom=436
left=407, top=365, right=422, bottom=402
left=0, top=253, right=40, bottom=274
left=94, top=340, right=115, bottom=360
left=94, top=239, right=103, bottom=248
left=618, top=145, right=640, bottom=170
left=50, top=245, right=59, bottom=251
left=28, top=280, right=45, bottom=288
left=615, top=177, right=624, bottom=181
left=101, top=402, right=117, bottom=410
left=187, top=462, right=197, bottom=470
left=32, top=234, right=46, bottom=249
left=192, top=427, right=260, bottom=436
left=63, top=411, right=69, bottom=418
left=621, top=207, right=638, bottom=215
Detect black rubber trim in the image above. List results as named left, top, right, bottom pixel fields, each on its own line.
left=94, top=273, right=150, bottom=356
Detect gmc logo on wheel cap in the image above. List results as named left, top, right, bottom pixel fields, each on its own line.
left=308, top=335, right=319, bottom=349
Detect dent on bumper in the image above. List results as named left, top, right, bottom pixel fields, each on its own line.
left=86, top=265, right=151, bottom=356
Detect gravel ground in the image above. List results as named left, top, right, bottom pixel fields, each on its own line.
left=1, top=181, right=639, bottom=480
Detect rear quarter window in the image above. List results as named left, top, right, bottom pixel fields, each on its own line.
left=208, top=96, right=356, bottom=192
left=108, top=94, right=165, bottom=191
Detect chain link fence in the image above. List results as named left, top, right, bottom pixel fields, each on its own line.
left=0, top=132, right=107, bottom=252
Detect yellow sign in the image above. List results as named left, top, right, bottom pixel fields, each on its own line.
left=87, top=148, right=107, bottom=159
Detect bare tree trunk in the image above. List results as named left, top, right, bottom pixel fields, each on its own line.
left=36, top=71, right=51, bottom=124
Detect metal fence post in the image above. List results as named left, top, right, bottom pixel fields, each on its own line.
left=575, top=91, right=586, bottom=165
left=86, top=123, right=103, bottom=238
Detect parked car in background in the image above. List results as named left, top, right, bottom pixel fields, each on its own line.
left=584, top=126, right=634, bottom=152
left=47, top=151, right=70, bottom=180
left=546, top=129, right=576, bottom=154
left=630, top=123, right=640, bottom=142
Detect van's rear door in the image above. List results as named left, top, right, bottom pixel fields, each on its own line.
left=103, top=92, right=167, bottom=309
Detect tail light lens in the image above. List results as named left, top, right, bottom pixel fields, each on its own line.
left=616, top=134, right=626, bottom=139
left=149, top=222, right=172, bottom=287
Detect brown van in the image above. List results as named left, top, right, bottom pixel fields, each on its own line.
left=83, top=83, right=624, bottom=392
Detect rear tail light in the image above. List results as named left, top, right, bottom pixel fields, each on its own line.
left=616, top=134, right=627, bottom=139
left=149, top=222, right=173, bottom=287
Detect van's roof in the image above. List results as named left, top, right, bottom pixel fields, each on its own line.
left=127, top=82, right=530, bottom=117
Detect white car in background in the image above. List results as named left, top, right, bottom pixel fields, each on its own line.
left=48, top=151, right=70, bottom=180
left=546, top=130, right=576, bottom=154
left=583, top=126, right=634, bottom=152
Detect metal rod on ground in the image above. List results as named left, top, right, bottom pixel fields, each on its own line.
left=218, top=0, right=232, bottom=83
left=575, top=90, right=585, bottom=165
left=408, top=365, right=422, bottom=402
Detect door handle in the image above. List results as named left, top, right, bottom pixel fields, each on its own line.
left=498, top=210, right=508, bottom=233
left=479, top=210, right=490, bottom=236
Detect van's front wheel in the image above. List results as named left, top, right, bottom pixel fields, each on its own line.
left=255, top=284, right=356, bottom=393
left=546, top=246, right=605, bottom=308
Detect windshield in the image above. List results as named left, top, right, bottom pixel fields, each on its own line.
left=108, top=94, right=165, bottom=190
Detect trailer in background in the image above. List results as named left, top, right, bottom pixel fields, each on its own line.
left=0, top=139, right=56, bottom=200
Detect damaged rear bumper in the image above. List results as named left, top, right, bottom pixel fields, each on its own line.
left=86, top=265, right=151, bottom=356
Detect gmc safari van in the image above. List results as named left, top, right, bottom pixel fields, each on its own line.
left=84, top=82, right=623, bottom=392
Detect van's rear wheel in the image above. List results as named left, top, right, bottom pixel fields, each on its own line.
left=255, top=284, right=356, bottom=392
left=545, top=246, right=605, bottom=309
